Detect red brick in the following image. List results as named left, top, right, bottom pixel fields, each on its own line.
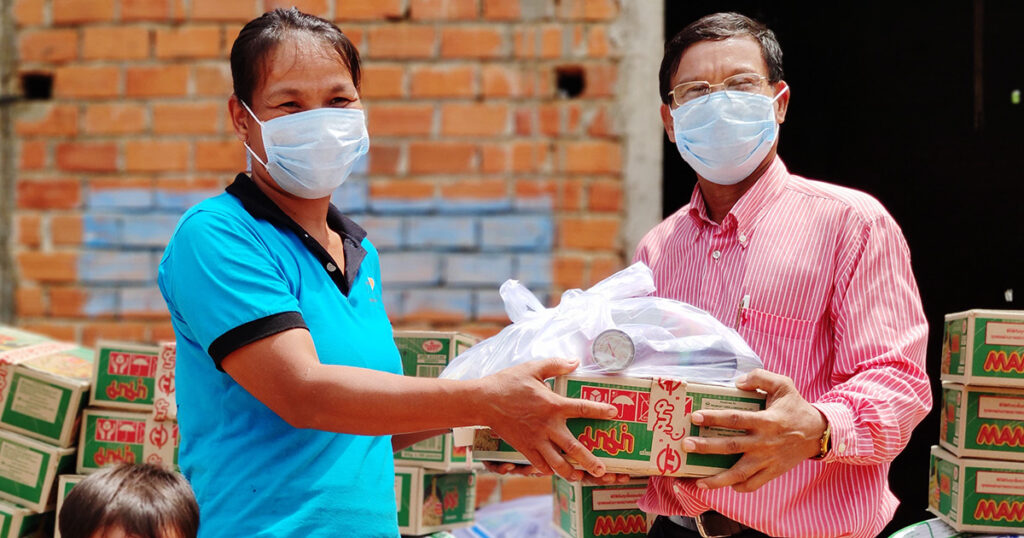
left=564, top=141, right=621, bottom=174
left=82, top=26, right=150, bottom=60
left=511, top=141, right=549, bottom=173
left=190, top=0, right=257, bottom=21
left=53, top=66, right=120, bottom=98
left=51, top=214, right=84, bottom=246
left=82, top=323, right=148, bottom=347
left=125, top=140, right=189, bottom=172
left=409, top=0, right=476, bottom=20
left=540, top=25, right=562, bottom=59
left=52, top=0, right=115, bottom=24
left=440, top=27, right=504, bottom=58
left=440, top=179, right=506, bottom=200
left=583, top=64, right=616, bottom=98
left=587, top=257, right=623, bottom=287
left=148, top=322, right=177, bottom=343
left=367, top=25, right=436, bottom=59
left=408, top=142, right=475, bottom=174
left=367, top=144, right=400, bottom=175
left=440, top=103, right=508, bottom=137
left=559, top=216, right=619, bottom=250
left=513, top=28, right=534, bottom=59
left=152, top=102, right=220, bottom=134
left=538, top=104, right=560, bottom=136
left=482, top=0, right=519, bottom=20
left=571, top=24, right=584, bottom=53
left=564, top=178, right=583, bottom=210
left=156, top=26, right=222, bottom=59
left=403, top=308, right=467, bottom=324
left=369, top=179, right=435, bottom=200
left=480, top=144, right=507, bottom=173
left=588, top=179, right=622, bottom=212
left=587, top=106, right=613, bottom=138
left=360, top=65, right=405, bottom=99
left=514, top=178, right=580, bottom=211
left=122, top=0, right=170, bottom=21
left=20, top=323, right=76, bottom=342
left=15, top=286, right=45, bottom=318
left=566, top=103, right=581, bottom=133
left=481, top=65, right=517, bottom=97
left=368, top=104, right=433, bottom=137
left=410, top=65, right=475, bottom=98
left=13, top=0, right=45, bottom=26
left=195, top=140, right=246, bottom=172
left=583, top=0, right=618, bottom=21
left=56, top=142, right=116, bottom=172
left=500, top=475, right=553, bottom=500
left=342, top=27, right=364, bottom=51
left=588, top=25, right=611, bottom=57
left=194, top=63, right=233, bottom=95
left=17, top=178, right=81, bottom=209
left=126, top=65, right=189, bottom=97
left=16, top=251, right=77, bottom=283
left=17, top=215, right=42, bottom=247
left=155, top=176, right=223, bottom=193
left=19, top=30, right=78, bottom=63
left=264, top=0, right=330, bottom=16
left=49, top=287, right=86, bottom=317
left=335, top=0, right=403, bottom=20
left=84, top=103, right=146, bottom=135
left=513, top=107, right=533, bottom=136
left=19, top=140, right=47, bottom=170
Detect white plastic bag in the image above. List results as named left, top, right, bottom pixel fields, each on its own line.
left=440, top=262, right=762, bottom=383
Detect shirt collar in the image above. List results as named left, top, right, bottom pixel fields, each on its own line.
left=687, top=156, right=790, bottom=236
left=225, top=173, right=367, bottom=296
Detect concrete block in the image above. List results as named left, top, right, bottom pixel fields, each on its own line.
left=82, top=214, right=121, bottom=247
left=405, top=217, right=477, bottom=250
left=474, top=289, right=508, bottom=321
left=382, top=289, right=404, bottom=317
left=88, top=187, right=153, bottom=209
left=379, top=252, right=441, bottom=286
left=368, top=196, right=437, bottom=215
left=121, top=214, right=179, bottom=248
left=513, top=195, right=554, bottom=212
left=83, top=289, right=119, bottom=317
left=481, top=215, right=554, bottom=251
left=404, top=289, right=472, bottom=319
left=359, top=216, right=402, bottom=250
left=78, top=251, right=155, bottom=283
left=438, top=197, right=512, bottom=214
left=331, top=178, right=368, bottom=213
left=155, top=188, right=220, bottom=211
left=515, top=254, right=553, bottom=287
left=120, top=287, right=168, bottom=315
left=444, top=254, right=513, bottom=286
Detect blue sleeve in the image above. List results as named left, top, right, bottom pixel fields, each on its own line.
left=158, top=209, right=306, bottom=369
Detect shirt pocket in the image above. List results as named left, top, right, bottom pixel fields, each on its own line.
left=741, top=307, right=816, bottom=341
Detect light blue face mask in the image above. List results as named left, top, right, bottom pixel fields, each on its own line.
left=242, top=101, right=369, bottom=199
left=670, top=87, right=788, bottom=185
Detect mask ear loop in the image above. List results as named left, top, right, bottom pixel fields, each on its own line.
left=239, top=99, right=270, bottom=170
left=771, top=83, right=789, bottom=103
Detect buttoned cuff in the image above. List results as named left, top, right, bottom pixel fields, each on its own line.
left=812, top=402, right=858, bottom=462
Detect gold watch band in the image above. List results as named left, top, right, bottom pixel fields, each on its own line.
left=811, top=421, right=831, bottom=460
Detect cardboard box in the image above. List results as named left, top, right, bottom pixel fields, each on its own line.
left=90, top=341, right=161, bottom=411
left=54, top=474, right=85, bottom=538
left=152, top=342, right=176, bottom=422
left=0, top=429, right=75, bottom=512
left=77, top=409, right=178, bottom=475
left=929, top=445, right=1024, bottom=533
left=469, top=376, right=766, bottom=477
left=940, top=383, right=1024, bottom=461
left=942, top=310, right=1024, bottom=387
left=0, top=346, right=92, bottom=448
left=393, top=331, right=479, bottom=379
left=0, top=500, right=45, bottom=538
left=0, top=326, right=57, bottom=354
left=553, top=476, right=649, bottom=538
left=395, top=466, right=475, bottom=535
left=395, top=433, right=472, bottom=471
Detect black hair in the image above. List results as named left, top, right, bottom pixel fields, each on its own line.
left=58, top=464, right=199, bottom=538
left=659, top=12, right=784, bottom=105
left=230, top=7, right=361, bottom=106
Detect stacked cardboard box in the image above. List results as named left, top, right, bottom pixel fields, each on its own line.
left=553, top=475, right=651, bottom=538
left=929, top=309, right=1024, bottom=533
left=392, top=331, right=480, bottom=535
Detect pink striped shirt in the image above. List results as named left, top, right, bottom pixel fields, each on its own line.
left=634, top=157, right=931, bottom=538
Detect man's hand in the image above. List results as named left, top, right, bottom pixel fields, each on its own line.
left=681, top=369, right=827, bottom=492
left=482, top=461, right=634, bottom=485
left=478, top=358, right=618, bottom=482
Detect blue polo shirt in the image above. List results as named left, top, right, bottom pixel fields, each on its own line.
left=158, top=174, right=403, bottom=537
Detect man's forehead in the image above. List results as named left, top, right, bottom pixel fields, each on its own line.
left=672, top=35, right=768, bottom=83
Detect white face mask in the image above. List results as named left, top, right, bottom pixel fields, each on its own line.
left=242, top=100, right=369, bottom=199
left=670, top=87, right=788, bottom=185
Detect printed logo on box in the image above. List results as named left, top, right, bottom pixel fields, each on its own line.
left=108, top=352, right=157, bottom=378
left=983, top=351, right=1024, bottom=375
left=973, top=499, right=1024, bottom=523
left=592, top=514, right=646, bottom=535
left=422, top=340, right=443, bottom=353
left=591, top=487, right=645, bottom=511
left=985, top=322, right=1024, bottom=347
left=976, top=424, right=1024, bottom=448
left=95, top=418, right=145, bottom=444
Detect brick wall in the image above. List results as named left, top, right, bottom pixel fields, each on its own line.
left=9, top=0, right=628, bottom=345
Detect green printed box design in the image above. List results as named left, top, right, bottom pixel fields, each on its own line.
left=0, top=430, right=75, bottom=512
left=78, top=410, right=179, bottom=475
left=395, top=467, right=476, bottom=535
left=393, top=331, right=478, bottom=379
left=940, top=384, right=1024, bottom=461
left=929, top=445, right=1024, bottom=533
left=394, top=432, right=470, bottom=470
left=942, top=310, right=1024, bottom=387
left=395, top=469, right=413, bottom=528
left=0, top=500, right=43, bottom=538
left=564, top=379, right=656, bottom=463
left=554, top=476, right=648, bottom=538
left=684, top=389, right=764, bottom=470
left=0, top=327, right=53, bottom=352
left=90, top=341, right=161, bottom=410
left=0, top=347, right=92, bottom=448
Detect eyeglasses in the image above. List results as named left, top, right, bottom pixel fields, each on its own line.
left=667, top=73, right=770, bottom=107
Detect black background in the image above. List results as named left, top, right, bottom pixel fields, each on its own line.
left=663, top=3, right=1024, bottom=535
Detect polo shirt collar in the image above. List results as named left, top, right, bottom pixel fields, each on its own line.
left=225, top=173, right=367, bottom=296
left=687, top=156, right=790, bottom=237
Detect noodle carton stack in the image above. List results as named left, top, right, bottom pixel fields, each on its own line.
left=553, top=475, right=650, bottom=538
left=930, top=309, right=1024, bottom=533
left=394, top=466, right=476, bottom=535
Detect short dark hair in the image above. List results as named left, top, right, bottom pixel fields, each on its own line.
left=230, top=7, right=362, bottom=106
left=58, top=464, right=199, bottom=538
left=659, top=12, right=784, bottom=104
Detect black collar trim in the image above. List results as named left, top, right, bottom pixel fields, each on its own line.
left=225, top=173, right=367, bottom=296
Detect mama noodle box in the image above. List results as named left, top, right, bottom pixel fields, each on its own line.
left=942, top=310, right=1024, bottom=387
left=395, top=433, right=471, bottom=471
left=940, top=383, right=1024, bottom=461
left=394, top=466, right=476, bottom=535
left=469, top=376, right=766, bottom=477
left=0, top=500, right=44, bottom=538
left=77, top=409, right=178, bottom=475
left=0, top=429, right=74, bottom=512
left=393, top=331, right=479, bottom=379
left=54, top=474, right=84, bottom=538
left=929, top=445, right=1024, bottom=533
left=0, top=346, right=93, bottom=448
left=152, top=342, right=176, bottom=422
left=553, top=475, right=650, bottom=538
left=90, top=341, right=161, bottom=411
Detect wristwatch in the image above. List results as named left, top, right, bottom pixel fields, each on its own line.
left=811, top=420, right=831, bottom=460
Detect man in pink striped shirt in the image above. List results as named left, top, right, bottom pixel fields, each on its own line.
left=640, top=12, right=931, bottom=538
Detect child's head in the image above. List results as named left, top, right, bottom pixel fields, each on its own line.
left=59, top=464, right=199, bottom=538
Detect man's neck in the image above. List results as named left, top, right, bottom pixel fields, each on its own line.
left=697, top=153, right=775, bottom=224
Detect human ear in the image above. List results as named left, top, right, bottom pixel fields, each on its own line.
left=228, top=95, right=251, bottom=143
left=660, top=103, right=675, bottom=142
left=773, top=81, right=789, bottom=124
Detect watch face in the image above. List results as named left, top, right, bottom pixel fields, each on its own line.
left=591, top=329, right=635, bottom=372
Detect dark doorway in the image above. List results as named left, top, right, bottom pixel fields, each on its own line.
left=663, top=2, right=1024, bottom=535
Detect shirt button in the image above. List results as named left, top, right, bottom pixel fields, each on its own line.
left=711, top=250, right=721, bottom=260
left=326, top=262, right=337, bottom=272
left=739, top=233, right=747, bottom=243
left=838, top=442, right=847, bottom=453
